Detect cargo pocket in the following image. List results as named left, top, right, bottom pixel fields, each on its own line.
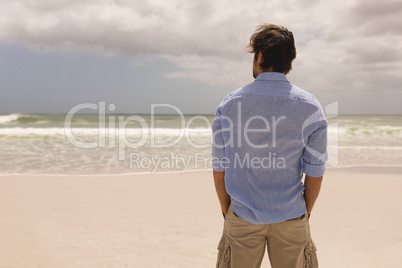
left=304, top=238, right=318, bottom=268
left=216, top=235, right=231, bottom=268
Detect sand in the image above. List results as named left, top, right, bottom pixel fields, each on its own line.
left=0, top=167, right=401, bottom=267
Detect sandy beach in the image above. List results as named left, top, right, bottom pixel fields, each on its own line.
left=0, top=167, right=401, bottom=267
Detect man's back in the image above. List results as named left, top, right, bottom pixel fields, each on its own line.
left=212, top=72, right=327, bottom=224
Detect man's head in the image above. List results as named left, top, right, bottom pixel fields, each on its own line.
left=247, top=24, right=296, bottom=78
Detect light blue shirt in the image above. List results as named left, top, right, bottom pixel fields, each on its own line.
left=212, top=72, right=328, bottom=224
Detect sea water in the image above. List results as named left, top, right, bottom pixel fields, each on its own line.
left=0, top=114, right=401, bottom=175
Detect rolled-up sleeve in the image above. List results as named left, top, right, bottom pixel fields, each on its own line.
left=212, top=106, right=226, bottom=171
left=301, top=110, right=328, bottom=177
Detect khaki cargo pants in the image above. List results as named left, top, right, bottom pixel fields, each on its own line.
left=216, top=204, right=318, bottom=268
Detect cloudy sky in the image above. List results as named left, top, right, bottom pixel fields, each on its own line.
left=0, top=0, right=401, bottom=114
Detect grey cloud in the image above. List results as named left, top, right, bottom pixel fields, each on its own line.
left=325, top=0, right=402, bottom=39
left=0, top=0, right=401, bottom=115
left=0, top=0, right=249, bottom=58
left=0, top=0, right=333, bottom=59
left=350, top=0, right=402, bottom=18
left=344, top=45, right=402, bottom=65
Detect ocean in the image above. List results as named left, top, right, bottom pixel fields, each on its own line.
left=0, top=113, right=401, bottom=175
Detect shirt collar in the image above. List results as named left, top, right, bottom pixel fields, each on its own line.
left=255, top=72, right=288, bottom=81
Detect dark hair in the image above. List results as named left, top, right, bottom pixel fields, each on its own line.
left=246, top=24, right=296, bottom=74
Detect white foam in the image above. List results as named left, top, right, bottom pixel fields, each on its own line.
left=329, top=145, right=402, bottom=151
left=0, top=127, right=212, bottom=137
left=0, top=114, right=20, bottom=124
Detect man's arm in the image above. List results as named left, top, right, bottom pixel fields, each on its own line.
left=213, top=170, right=231, bottom=218
left=304, top=174, right=323, bottom=218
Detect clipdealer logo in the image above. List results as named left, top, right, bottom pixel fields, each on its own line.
left=64, top=100, right=339, bottom=172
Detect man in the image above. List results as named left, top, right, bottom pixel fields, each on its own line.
left=212, top=24, right=327, bottom=268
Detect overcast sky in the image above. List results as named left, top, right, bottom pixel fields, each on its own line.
left=0, top=0, right=401, bottom=114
